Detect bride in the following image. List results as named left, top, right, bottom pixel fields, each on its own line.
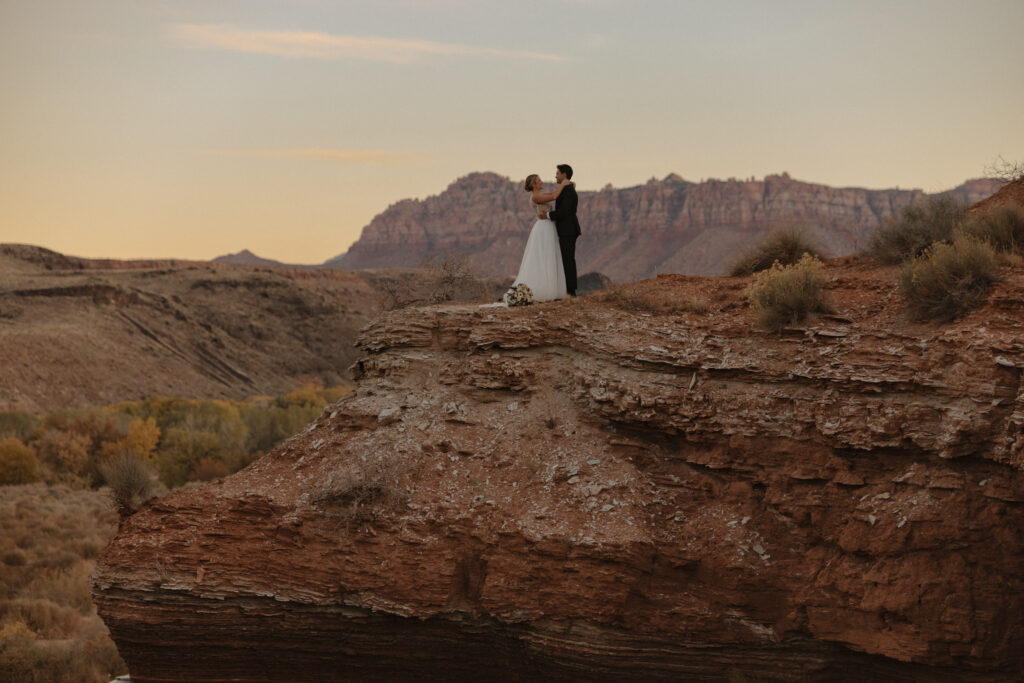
left=512, top=173, right=572, bottom=301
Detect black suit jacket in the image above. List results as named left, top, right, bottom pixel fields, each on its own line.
left=549, top=184, right=581, bottom=238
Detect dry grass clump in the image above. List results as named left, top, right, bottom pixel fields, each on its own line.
left=597, top=283, right=709, bottom=315
left=730, top=227, right=823, bottom=276
left=901, top=237, right=999, bottom=322
left=745, top=254, right=830, bottom=331
left=97, top=454, right=162, bottom=517
left=312, top=454, right=406, bottom=522
left=0, top=484, right=126, bottom=682
left=867, top=196, right=966, bottom=264
left=959, top=205, right=1024, bottom=256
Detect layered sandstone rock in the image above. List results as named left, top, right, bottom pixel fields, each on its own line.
left=94, top=263, right=1024, bottom=681
left=330, top=172, right=1003, bottom=280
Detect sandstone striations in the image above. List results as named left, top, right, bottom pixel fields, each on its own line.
left=331, top=172, right=1003, bottom=281
left=94, top=262, right=1024, bottom=681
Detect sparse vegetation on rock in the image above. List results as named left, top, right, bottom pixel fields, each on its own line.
left=866, top=196, right=966, bottom=264
left=745, top=254, right=829, bottom=330
left=98, top=455, right=161, bottom=517
left=597, top=282, right=709, bottom=315
left=959, top=205, right=1024, bottom=256
left=312, top=453, right=405, bottom=522
left=730, top=227, right=823, bottom=276
left=901, top=237, right=999, bottom=322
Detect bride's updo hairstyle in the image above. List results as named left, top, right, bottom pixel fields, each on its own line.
left=523, top=174, right=540, bottom=192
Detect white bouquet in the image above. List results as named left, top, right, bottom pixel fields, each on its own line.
left=503, top=283, right=533, bottom=307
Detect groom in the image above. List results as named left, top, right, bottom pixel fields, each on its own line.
left=542, top=164, right=581, bottom=296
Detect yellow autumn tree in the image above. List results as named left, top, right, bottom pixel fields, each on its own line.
left=0, top=437, right=39, bottom=485
left=122, top=417, right=161, bottom=461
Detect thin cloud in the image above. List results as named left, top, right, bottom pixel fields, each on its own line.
left=202, top=148, right=420, bottom=165
left=170, top=24, right=574, bottom=63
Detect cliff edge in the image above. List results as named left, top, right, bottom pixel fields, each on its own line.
left=93, top=262, right=1024, bottom=681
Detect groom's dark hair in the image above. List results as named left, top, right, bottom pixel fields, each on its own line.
left=557, top=164, right=573, bottom=180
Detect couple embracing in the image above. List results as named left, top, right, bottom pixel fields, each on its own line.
left=512, top=164, right=581, bottom=302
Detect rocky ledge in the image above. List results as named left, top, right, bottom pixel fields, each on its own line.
left=93, top=264, right=1024, bottom=681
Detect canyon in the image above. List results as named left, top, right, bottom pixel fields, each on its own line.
left=0, top=244, right=381, bottom=412
left=93, top=249, right=1024, bottom=680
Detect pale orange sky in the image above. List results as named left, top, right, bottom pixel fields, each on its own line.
left=1, top=0, right=1022, bottom=264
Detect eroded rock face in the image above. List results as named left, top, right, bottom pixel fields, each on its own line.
left=94, top=266, right=1024, bottom=681
left=331, top=172, right=1002, bottom=280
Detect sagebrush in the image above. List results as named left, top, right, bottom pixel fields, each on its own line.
left=730, top=227, right=823, bottom=276
left=745, top=254, right=830, bottom=330
left=901, top=237, right=999, bottom=322
left=867, top=196, right=966, bottom=264
left=98, top=455, right=161, bottom=516
left=959, top=205, right=1024, bottom=255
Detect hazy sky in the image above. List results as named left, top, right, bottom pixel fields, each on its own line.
left=1, top=0, right=1022, bottom=263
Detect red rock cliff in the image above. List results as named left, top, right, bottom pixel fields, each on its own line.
left=331, top=172, right=1002, bottom=280
left=93, top=262, right=1024, bottom=681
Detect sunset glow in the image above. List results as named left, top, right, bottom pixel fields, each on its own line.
left=1, top=0, right=1022, bottom=263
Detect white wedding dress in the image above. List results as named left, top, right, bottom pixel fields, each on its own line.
left=511, top=200, right=566, bottom=301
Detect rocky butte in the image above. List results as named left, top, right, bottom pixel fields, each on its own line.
left=94, top=251, right=1024, bottom=679
left=329, top=172, right=1002, bottom=281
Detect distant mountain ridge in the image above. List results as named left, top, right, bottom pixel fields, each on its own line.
left=328, top=172, right=1003, bottom=281
left=213, top=249, right=302, bottom=268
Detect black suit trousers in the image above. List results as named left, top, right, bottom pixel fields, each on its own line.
left=558, top=231, right=578, bottom=295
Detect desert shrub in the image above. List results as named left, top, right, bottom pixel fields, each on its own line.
left=985, top=156, right=1024, bottom=183
left=867, top=196, right=966, bottom=264
left=0, top=598, right=82, bottom=639
left=427, top=252, right=487, bottom=303
left=730, top=227, right=823, bottom=276
left=2, top=549, right=28, bottom=567
left=0, top=413, right=39, bottom=442
left=745, top=254, right=830, bottom=331
left=98, top=455, right=160, bottom=516
left=959, top=205, right=1024, bottom=255
left=0, top=485, right=127, bottom=682
left=0, top=620, right=125, bottom=683
left=901, top=237, right=999, bottom=322
left=376, top=253, right=488, bottom=310
left=313, top=454, right=405, bottom=522
left=0, top=438, right=39, bottom=485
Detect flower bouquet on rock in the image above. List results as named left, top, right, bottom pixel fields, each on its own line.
left=503, top=283, right=533, bottom=307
